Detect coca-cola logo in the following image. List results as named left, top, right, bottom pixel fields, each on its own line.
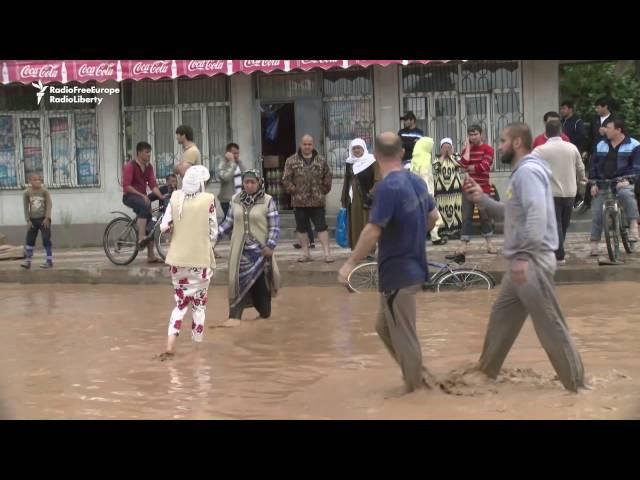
left=243, top=60, right=282, bottom=68
left=78, top=62, right=115, bottom=77
left=132, top=61, right=170, bottom=75
left=300, top=60, right=339, bottom=65
left=187, top=60, right=225, bottom=72
left=20, top=64, right=59, bottom=79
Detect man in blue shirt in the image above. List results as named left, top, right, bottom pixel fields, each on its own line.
left=338, top=132, right=440, bottom=394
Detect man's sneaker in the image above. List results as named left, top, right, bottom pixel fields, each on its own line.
left=20, top=260, right=31, bottom=269
left=40, top=261, right=53, bottom=269
left=309, top=243, right=316, bottom=249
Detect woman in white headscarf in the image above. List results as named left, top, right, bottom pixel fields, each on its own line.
left=340, top=138, right=381, bottom=252
left=158, top=165, right=217, bottom=360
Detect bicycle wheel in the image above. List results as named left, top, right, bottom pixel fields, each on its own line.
left=603, top=208, right=621, bottom=262
left=103, top=217, right=139, bottom=266
left=346, top=262, right=378, bottom=294
left=434, top=268, right=495, bottom=293
left=619, top=208, right=635, bottom=254
left=155, top=227, right=171, bottom=261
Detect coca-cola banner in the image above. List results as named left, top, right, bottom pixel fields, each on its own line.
left=1, top=60, right=442, bottom=85
left=128, top=60, right=174, bottom=81
left=10, top=60, right=66, bottom=84
left=347, top=60, right=406, bottom=68
left=289, top=60, right=347, bottom=71
left=73, top=60, right=119, bottom=83
left=233, top=60, right=287, bottom=74
left=178, top=60, right=231, bottom=78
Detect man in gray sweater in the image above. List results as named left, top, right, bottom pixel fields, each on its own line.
left=464, top=122, right=585, bottom=393
left=533, top=118, right=586, bottom=263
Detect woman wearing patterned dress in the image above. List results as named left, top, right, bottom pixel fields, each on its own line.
left=433, top=138, right=464, bottom=239
left=158, top=165, right=218, bottom=360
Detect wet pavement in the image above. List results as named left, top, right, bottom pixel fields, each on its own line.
left=0, top=282, right=639, bottom=419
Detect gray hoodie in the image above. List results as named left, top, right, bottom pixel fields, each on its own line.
left=478, top=154, right=559, bottom=264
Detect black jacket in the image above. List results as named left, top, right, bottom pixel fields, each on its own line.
left=561, top=115, right=587, bottom=153
left=340, top=163, right=378, bottom=209
left=590, top=114, right=614, bottom=152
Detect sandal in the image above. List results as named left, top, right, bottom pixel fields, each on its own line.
left=590, top=251, right=599, bottom=257
left=324, top=256, right=335, bottom=264
left=487, top=247, right=498, bottom=254
left=297, top=256, right=312, bottom=263
left=147, top=257, right=162, bottom=264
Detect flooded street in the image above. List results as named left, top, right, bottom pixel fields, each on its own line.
left=0, top=282, right=639, bottom=419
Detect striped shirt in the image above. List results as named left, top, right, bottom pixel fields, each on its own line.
left=218, top=196, right=280, bottom=251
left=459, top=143, right=494, bottom=193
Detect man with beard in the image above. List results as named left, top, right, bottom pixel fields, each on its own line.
left=462, top=123, right=586, bottom=393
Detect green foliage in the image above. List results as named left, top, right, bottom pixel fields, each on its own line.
left=560, top=62, right=640, bottom=139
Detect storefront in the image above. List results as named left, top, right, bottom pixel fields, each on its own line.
left=0, top=59, right=564, bottom=246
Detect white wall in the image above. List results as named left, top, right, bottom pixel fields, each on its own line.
left=373, top=65, right=400, bottom=135
left=0, top=81, right=122, bottom=228
left=522, top=60, right=560, bottom=138
left=230, top=74, right=257, bottom=170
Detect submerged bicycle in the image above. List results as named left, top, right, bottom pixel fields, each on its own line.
left=346, top=258, right=496, bottom=294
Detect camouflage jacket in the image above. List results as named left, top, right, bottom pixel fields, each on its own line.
left=282, top=150, right=333, bottom=208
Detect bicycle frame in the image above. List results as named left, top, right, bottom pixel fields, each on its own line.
left=426, top=260, right=482, bottom=286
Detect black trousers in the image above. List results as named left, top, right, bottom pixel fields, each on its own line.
left=554, top=197, right=574, bottom=260
left=26, top=217, right=52, bottom=248
left=229, top=271, right=272, bottom=320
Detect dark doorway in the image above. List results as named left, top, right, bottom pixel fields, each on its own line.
left=261, top=103, right=296, bottom=210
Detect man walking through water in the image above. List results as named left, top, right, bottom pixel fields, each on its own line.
left=463, top=123, right=586, bottom=392
left=338, top=132, right=440, bottom=394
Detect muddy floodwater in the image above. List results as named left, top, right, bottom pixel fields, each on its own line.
left=0, top=282, right=639, bottom=419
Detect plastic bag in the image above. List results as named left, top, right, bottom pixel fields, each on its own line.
left=336, top=208, right=348, bottom=248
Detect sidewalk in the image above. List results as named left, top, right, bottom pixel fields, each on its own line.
left=1, top=232, right=639, bottom=286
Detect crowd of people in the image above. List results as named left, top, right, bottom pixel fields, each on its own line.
left=19, top=96, right=637, bottom=395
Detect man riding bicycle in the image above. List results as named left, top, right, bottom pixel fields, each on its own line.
left=122, top=141, right=167, bottom=263
left=589, top=116, right=640, bottom=256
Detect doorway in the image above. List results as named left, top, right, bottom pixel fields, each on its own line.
left=261, top=103, right=296, bottom=210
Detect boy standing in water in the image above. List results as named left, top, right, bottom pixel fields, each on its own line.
left=21, top=173, right=53, bottom=269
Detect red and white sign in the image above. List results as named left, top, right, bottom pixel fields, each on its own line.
left=290, top=60, right=345, bottom=71
left=347, top=60, right=406, bottom=68
left=234, top=60, right=287, bottom=74
left=11, top=60, right=64, bottom=83
left=179, top=59, right=228, bottom=78
left=129, top=60, right=172, bottom=80
left=1, top=59, right=446, bottom=85
left=73, top=60, right=118, bottom=82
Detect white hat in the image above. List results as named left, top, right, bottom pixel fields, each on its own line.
left=440, top=137, right=453, bottom=147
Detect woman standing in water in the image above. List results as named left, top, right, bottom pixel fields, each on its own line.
left=340, top=138, right=381, bottom=254
left=217, top=170, right=281, bottom=328
left=158, top=165, right=217, bottom=360
left=433, top=138, right=464, bottom=239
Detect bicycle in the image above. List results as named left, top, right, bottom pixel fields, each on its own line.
left=103, top=207, right=171, bottom=266
left=592, top=177, right=637, bottom=263
left=346, top=258, right=496, bottom=294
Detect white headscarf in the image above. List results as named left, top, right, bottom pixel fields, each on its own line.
left=347, top=138, right=376, bottom=175
left=173, top=165, right=210, bottom=220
